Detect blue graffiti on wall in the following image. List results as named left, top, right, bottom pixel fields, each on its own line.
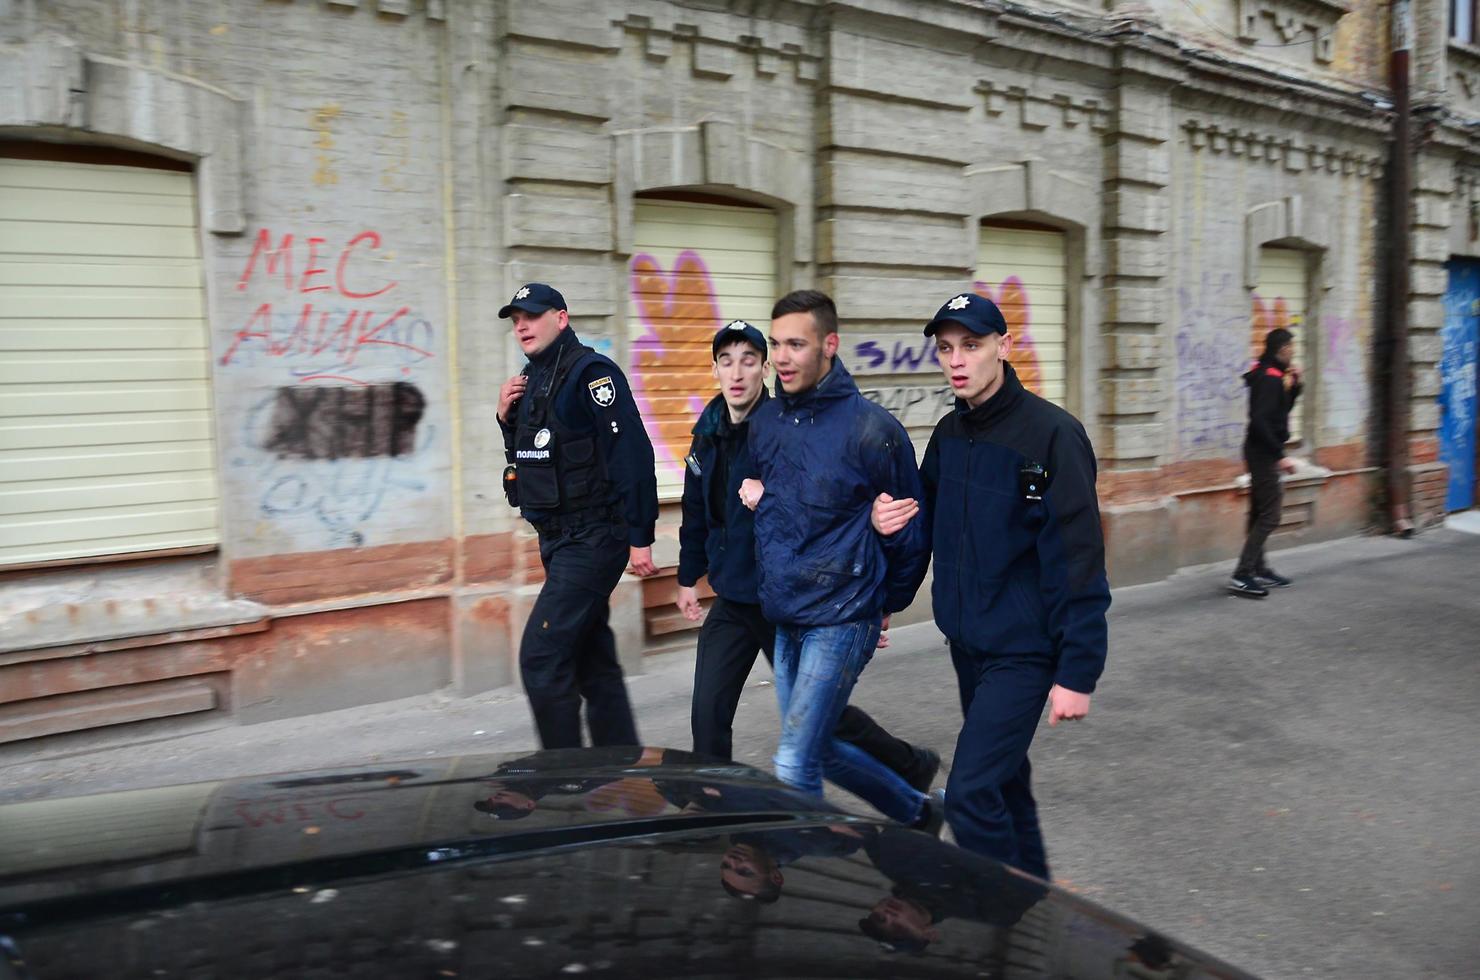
left=1440, top=261, right=1479, bottom=511
left=1174, top=272, right=1248, bottom=456
left=235, top=391, right=435, bottom=548
left=850, top=337, right=937, bottom=373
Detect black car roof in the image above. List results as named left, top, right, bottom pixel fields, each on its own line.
left=0, top=748, right=1260, bottom=980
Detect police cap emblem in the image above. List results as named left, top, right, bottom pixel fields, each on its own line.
left=588, top=376, right=616, bottom=407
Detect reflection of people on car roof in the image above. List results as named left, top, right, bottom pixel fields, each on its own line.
left=1115, top=932, right=1196, bottom=979
left=720, top=823, right=868, bottom=903
left=663, top=778, right=835, bottom=815
left=858, top=827, right=1048, bottom=953
left=472, top=747, right=697, bottom=821
left=665, top=775, right=866, bottom=904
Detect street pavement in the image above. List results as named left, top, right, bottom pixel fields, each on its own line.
left=3, top=527, right=1478, bottom=979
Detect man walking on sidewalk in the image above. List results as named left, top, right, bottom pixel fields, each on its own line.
left=496, top=282, right=660, bottom=749
left=872, top=292, right=1110, bottom=879
left=1229, top=327, right=1302, bottom=599
left=739, top=290, right=941, bottom=832
left=676, top=320, right=938, bottom=792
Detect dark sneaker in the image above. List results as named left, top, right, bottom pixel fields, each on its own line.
left=913, top=788, right=948, bottom=837
left=1255, top=568, right=1292, bottom=588
left=904, top=746, right=941, bottom=794
left=1227, top=575, right=1268, bottom=599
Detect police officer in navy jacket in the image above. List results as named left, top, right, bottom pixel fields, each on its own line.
left=873, top=292, right=1111, bottom=879
left=496, top=283, right=659, bottom=749
left=676, top=320, right=938, bottom=792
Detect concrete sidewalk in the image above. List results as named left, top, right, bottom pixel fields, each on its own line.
left=4, top=527, right=1479, bottom=979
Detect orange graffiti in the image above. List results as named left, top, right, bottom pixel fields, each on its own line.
left=629, top=250, right=725, bottom=468
left=1250, top=294, right=1292, bottom=361
left=974, top=278, right=1043, bottom=395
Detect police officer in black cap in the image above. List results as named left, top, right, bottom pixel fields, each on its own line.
left=497, top=282, right=660, bottom=749
left=871, top=291, right=1111, bottom=879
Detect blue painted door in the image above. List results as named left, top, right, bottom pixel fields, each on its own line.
left=1440, top=260, right=1480, bottom=511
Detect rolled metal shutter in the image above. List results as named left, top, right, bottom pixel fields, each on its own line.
left=0, top=157, right=220, bottom=566
left=628, top=199, right=778, bottom=501
left=1252, top=246, right=1308, bottom=444
left=976, top=225, right=1068, bottom=407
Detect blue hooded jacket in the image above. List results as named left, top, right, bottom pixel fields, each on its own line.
left=676, top=391, right=765, bottom=604
left=746, top=358, right=929, bottom=626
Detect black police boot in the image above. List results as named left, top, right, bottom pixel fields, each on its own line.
left=1255, top=567, right=1292, bottom=588
left=904, top=747, right=941, bottom=794
left=1226, top=574, right=1269, bottom=599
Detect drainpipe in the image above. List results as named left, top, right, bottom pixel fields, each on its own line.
left=1386, top=0, right=1415, bottom=535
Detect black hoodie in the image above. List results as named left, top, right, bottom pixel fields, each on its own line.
left=1241, top=356, right=1302, bottom=460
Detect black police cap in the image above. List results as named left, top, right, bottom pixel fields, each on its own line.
left=498, top=282, right=568, bottom=319
left=711, top=320, right=768, bottom=361
left=923, top=292, right=1007, bottom=337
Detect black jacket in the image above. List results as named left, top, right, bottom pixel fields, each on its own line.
left=676, top=393, right=764, bottom=604
left=1242, top=357, right=1302, bottom=460
left=498, top=329, right=659, bottom=546
left=917, top=363, right=1110, bottom=694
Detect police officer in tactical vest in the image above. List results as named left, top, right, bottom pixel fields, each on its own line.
left=497, top=283, right=660, bottom=749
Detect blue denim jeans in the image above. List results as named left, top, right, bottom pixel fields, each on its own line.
left=772, top=619, right=926, bottom=825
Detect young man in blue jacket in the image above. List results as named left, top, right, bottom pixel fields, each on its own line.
left=738, top=290, right=941, bottom=831
left=873, top=292, right=1111, bottom=879
left=676, top=321, right=938, bottom=794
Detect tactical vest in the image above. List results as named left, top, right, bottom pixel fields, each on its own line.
left=512, top=343, right=612, bottom=514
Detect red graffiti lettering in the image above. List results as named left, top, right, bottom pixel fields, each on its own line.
left=224, top=229, right=433, bottom=379
left=299, top=237, right=332, bottom=293
left=336, top=231, right=397, bottom=299
left=232, top=796, right=370, bottom=828
left=356, top=306, right=430, bottom=360
left=221, top=302, right=274, bottom=365
left=270, top=303, right=315, bottom=357
left=319, top=308, right=362, bottom=359
left=236, top=229, right=295, bottom=292
left=234, top=801, right=289, bottom=828
left=325, top=799, right=367, bottom=820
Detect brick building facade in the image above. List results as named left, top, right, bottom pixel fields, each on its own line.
left=1, top=0, right=1475, bottom=747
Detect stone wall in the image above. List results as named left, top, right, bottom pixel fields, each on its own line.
left=0, top=0, right=1436, bottom=746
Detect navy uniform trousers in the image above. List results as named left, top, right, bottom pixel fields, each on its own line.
left=520, top=521, right=640, bottom=749
left=945, top=642, right=1056, bottom=881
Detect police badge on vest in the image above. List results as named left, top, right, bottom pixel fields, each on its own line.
left=505, top=346, right=612, bottom=515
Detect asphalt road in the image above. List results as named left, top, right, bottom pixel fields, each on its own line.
left=4, top=527, right=1478, bottom=979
